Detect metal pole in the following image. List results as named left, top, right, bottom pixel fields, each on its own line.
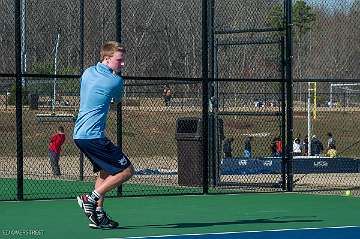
left=202, top=0, right=209, bottom=194
left=52, top=33, right=60, bottom=113
left=5, top=91, right=8, bottom=110
left=79, top=0, right=84, bottom=74
left=79, top=152, right=84, bottom=181
left=313, top=82, right=317, bottom=119
left=213, top=38, right=220, bottom=186
left=208, top=0, right=216, bottom=187
left=285, top=0, right=294, bottom=192
left=116, top=0, right=123, bottom=196
left=329, top=83, right=333, bottom=108
left=15, top=0, right=24, bottom=201
left=20, top=0, right=26, bottom=87
left=280, top=37, right=286, bottom=191
left=208, top=0, right=214, bottom=80
left=307, top=82, right=311, bottom=156
left=79, top=0, right=85, bottom=181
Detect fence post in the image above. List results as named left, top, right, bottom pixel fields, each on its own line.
left=15, top=0, right=24, bottom=201
left=78, top=0, right=85, bottom=182
left=202, top=0, right=209, bottom=194
left=79, top=0, right=84, bottom=73
left=208, top=0, right=217, bottom=187
left=285, top=0, right=294, bottom=192
left=280, top=37, right=287, bottom=191
left=79, top=152, right=84, bottom=181
left=116, top=0, right=123, bottom=197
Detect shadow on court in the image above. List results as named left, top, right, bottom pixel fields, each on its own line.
left=120, top=216, right=323, bottom=230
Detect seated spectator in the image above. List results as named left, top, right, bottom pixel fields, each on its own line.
left=327, top=132, right=336, bottom=150
left=326, top=144, right=337, bottom=158
left=275, top=137, right=282, bottom=156
left=310, top=135, right=324, bottom=156
left=243, top=136, right=252, bottom=158
left=270, top=136, right=282, bottom=157
left=162, top=85, right=173, bottom=106
left=223, top=137, right=234, bottom=158
left=270, top=139, right=277, bottom=157
left=293, top=138, right=302, bottom=156
left=303, top=136, right=309, bottom=156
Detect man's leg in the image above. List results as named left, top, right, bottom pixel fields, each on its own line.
left=93, top=166, right=134, bottom=206
left=75, top=138, right=134, bottom=228
left=95, top=165, right=134, bottom=196
left=91, top=170, right=120, bottom=228
left=94, top=170, right=107, bottom=207
left=78, top=165, right=134, bottom=228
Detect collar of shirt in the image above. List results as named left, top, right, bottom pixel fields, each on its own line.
left=96, top=62, right=113, bottom=74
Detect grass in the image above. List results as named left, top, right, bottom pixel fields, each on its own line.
left=1, top=106, right=360, bottom=159
left=1, top=104, right=360, bottom=200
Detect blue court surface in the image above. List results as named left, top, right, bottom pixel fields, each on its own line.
left=107, top=226, right=360, bottom=239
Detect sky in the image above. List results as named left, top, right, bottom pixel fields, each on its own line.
left=306, top=0, right=355, bottom=10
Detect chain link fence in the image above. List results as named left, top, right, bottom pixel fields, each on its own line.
left=0, top=0, right=359, bottom=200
left=289, top=0, right=360, bottom=194
left=292, top=80, right=360, bottom=195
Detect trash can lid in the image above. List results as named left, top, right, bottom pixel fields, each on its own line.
left=176, top=117, right=201, bottom=134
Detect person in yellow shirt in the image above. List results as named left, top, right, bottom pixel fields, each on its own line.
left=326, top=144, right=337, bottom=158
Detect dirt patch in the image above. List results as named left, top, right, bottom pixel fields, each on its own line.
left=224, top=120, right=255, bottom=130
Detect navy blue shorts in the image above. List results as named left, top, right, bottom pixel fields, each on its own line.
left=74, top=138, right=132, bottom=175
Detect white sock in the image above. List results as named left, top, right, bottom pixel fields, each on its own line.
left=96, top=207, right=104, bottom=212
left=88, top=190, right=100, bottom=203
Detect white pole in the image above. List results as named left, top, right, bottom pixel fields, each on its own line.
left=329, top=84, right=333, bottom=108
left=52, top=33, right=60, bottom=113
left=307, top=82, right=311, bottom=156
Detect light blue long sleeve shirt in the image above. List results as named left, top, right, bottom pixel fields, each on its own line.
left=73, top=63, right=123, bottom=139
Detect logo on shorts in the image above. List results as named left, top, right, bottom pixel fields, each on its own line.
left=263, top=160, right=273, bottom=167
left=118, top=156, right=128, bottom=166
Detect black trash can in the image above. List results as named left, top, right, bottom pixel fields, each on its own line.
left=28, top=93, right=39, bottom=110
left=175, top=117, right=203, bottom=186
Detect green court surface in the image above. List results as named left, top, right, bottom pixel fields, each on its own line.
left=1, top=193, right=359, bottom=239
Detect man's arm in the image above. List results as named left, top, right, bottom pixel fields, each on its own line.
left=112, top=79, right=124, bottom=104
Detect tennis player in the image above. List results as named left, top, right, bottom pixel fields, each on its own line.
left=73, top=41, right=134, bottom=229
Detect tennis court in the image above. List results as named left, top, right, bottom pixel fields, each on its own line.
left=1, top=1, right=360, bottom=239
left=1, top=193, right=359, bottom=239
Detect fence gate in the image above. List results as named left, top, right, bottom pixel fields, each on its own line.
left=208, top=1, right=288, bottom=191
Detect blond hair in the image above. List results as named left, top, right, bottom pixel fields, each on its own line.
left=100, top=41, right=126, bottom=61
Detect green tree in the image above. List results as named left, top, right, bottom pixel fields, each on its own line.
left=7, top=83, right=30, bottom=106
left=293, top=0, right=316, bottom=41
left=267, top=4, right=284, bottom=30
left=267, top=0, right=316, bottom=39
left=267, top=0, right=316, bottom=100
left=27, top=63, right=79, bottom=97
left=266, top=4, right=284, bottom=94
left=292, top=0, right=316, bottom=101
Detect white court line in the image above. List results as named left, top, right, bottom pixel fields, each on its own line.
left=104, top=226, right=360, bottom=239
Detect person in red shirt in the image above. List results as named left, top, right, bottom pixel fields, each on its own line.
left=48, top=126, right=66, bottom=176
left=271, top=136, right=282, bottom=157
left=275, top=137, right=282, bottom=156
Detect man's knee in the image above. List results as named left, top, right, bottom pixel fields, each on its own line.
left=123, top=165, right=135, bottom=179
left=128, top=165, right=135, bottom=177
left=100, top=170, right=110, bottom=179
